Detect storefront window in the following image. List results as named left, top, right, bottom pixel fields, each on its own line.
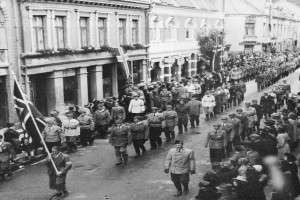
left=103, top=64, right=112, bottom=98
left=63, top=76, right=77, bottom=106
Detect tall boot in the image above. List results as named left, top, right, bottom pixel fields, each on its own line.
left=174, top=183, right=182, bottom=196
left=170, top=131, right=175, bottom=139
left=182, top=183, right=189, bottom=195
left=122, top=151, right=128, bottom=164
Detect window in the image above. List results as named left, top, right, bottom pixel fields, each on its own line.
left=32, top=16, right=45, bottom=50
left=166, top=19, right=176, bottom=40
left=119, top=19, right=126, bottom=45
left=132, top=20, right=139, bottom=44
left=98, top=18, right=107, bottom=46
left=79, top=17, right=89, bottom=47
left=55, top=16, right=65, bottom=48
left=245, top=23, right=255, bottom=36
left=150, top=18, right=160, bottom=41
left=186, top=20, right=194, bottom=39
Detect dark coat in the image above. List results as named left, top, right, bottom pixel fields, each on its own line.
left=260, top=95, right=274, bottom=113
left=251, top=104, right=263, bottom=120
left=45, top=153, right=72, bottom=189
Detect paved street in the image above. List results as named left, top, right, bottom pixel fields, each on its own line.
left=0, top=69, right=299, bottom=200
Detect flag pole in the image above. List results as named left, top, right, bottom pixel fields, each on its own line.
left=12, top=72, right=59, bottom=174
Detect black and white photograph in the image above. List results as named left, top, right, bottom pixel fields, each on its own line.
left=1, top=0, right=300, bottom=199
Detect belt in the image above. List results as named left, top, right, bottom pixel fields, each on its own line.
left=150, top=122, right=161, bottom=124
left=65, top=128, right=77, bottom=130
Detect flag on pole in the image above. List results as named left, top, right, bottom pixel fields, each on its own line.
left=13, top=80, right=46, bottom=147
left=116, top=47, right=130, bottom=78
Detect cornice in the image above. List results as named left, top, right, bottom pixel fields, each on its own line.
left=22, top=0, right=150, bottom=10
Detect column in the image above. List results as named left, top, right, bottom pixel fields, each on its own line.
left=142, top=59, right=147, bottom=83
left=112, top=63, right=118, bottom=97
left=46, top=71, right=64, bottom=113
left=187, top=56, right=192, bottom=77
left=77, top=67, right=89, bottom=107
left=177, top=64, right=182, bottom=81
left=90, top=65, right=103, bottom=100
left=66, top=11, right=71, bottom=48
left=159, top=61, right=165, bottom=82
left=148, top=61, right=153, bottom=83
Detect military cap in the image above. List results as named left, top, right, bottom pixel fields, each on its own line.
left=99, top=100, right=104, bottom=103
left=78, top=108, right=87, bottom=114
left=213, top=123, right=221, bottom=127
left=166, top=105, right=173, bottom=108
left=132, top=92, right=139, bottom=97
left=249, top=134, right=260, bottom=139
left=152, top=107, right=158, bottom=110
left=133, top=116, right=142, bottom=121
left=229, top=113, right=235, bottom=116
left=244, top=101, right=251, bottom=105
left=264, top=119, right=275, bottom=126
left=236, top=108, right=243, bottom=112
left=221, top=116, right=228, bottom=120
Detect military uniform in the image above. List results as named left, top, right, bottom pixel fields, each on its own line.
left=162, top=109, right=178, bottom=141
left=204, top=129, right=227, bottom=162
left=244, top=106, right=257, bottom=137
left=147, top=112, right=165, bottom=149
left=111, top=106, right=126, bottom=122
left=220, top=122, right=235, bottom=157
left=93, top=108, right=111, bottom=139
left=109, top=125, right=131, bottom=164
left=187, top=99, right=201, bottom=128
left=0, top=142, right=16, bottom=180
left=77, top=114, right=94, bottom=146
left=255, top=73, right=264, bottom=92
left=159, top=90, right=172, bottom=110
left=228, top=117, right=242, bottom=145
left=175, top=104, right=189, bottom=134
left=130, top=122, right=148, bottom=156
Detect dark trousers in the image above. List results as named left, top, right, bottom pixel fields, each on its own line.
left=165, top=127, right=175, bottom=141
left=171, top=173, right=190, bottom=193
left=178, top=118, right=188, bottom=134
left=66, top=136, right=77, bottom=152
left=80, top=128, right=93, bottom=146
left=225, top=141, right=233, bottom=157
left=209, top=148, right=224, bottom=163
left=232, top=135, right=241, bottom=146
left=149, top=126, right=162, bottom=149
left=45, top=141, right=61, bottom=152
left=132, top=139, right=146, bottom=155
left=95, top=124, right=108, bottom=139
left=189, top=115, right=199, bottom=127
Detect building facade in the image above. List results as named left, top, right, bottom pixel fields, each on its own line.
left=224, top=0, right=300, bottom=54
left=148, top=0, right=224, bottom=82
left=17, top=0, right=150, bottom=115
left=0, top=0, right=20, bottom=127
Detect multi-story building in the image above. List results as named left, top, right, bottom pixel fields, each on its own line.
left=148, top=0, right=224, bottom=82
left=0, top=0, right=20, bottom=127
left=16, top=0, right=150, bottom=115
left=224, top=0, right=300, bottom=54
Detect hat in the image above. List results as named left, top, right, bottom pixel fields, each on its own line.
left=245, top=101, right=251, bottom=105
left=152, top=107, right=158, bottom=110
left=132, top=92, right=139, bottom=97
left=249, top=134, right=260, bottom=139
left=99, top=100, right=104, bottom=104
left=264, top=120, right=275, bottom=126
left=252, top=99, right=257, bottom=103
left=78, top=108, right=86, bottom=114
left=284, top=153, right=297, bottom=162
left=229, top=113, right=235, bottom=116
left=289, top=113, right=297, bottom=120
left=166, top=105, right=173, bottom=108
left=45, top=117, right=55, bottom=123
left=216, top=183, right=232, bottom=191
left=236, top=108, right=243, bottom=112
left=133, top=116, right=142, bottom=121
left=198, top=181, right=210, bottom=187
left=233, top=175, right=248, bottom=182
left=213, top=123, right=221, bottom=127
left=253, top=165, right=263, bottom=172
left=221, top=116, right=228, bottom=120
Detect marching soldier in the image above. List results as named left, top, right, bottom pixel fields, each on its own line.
left=204, top=123, right=226, bottom=163
left=220, top=116, right=235, bottom=157
left=227, top=113, right=242, bottom=146
left=187, top=95, right=202, bottom=128
left=77, top=109, right=94, bottom=147
left=109, top=119, right=132, bottom=165
left=111, top=101, right=126, bottom=123
left=159, top=87, right=172, bottom=111
left=260, top=92, right=274, bottom=119
left=162, top=105, right=178, bottom=143
left=147, top=107, right=165, bottom=150
left=250, top=100, right=263, bottom=131
left=130, top=116, right=148, bottom=158
left=255, top=72, right=264, bottom=92
left=244, top=102, right=257, bottom=138
left=175, top=99, right=189, bottom=134
left=0, top=135, right=16, bottom=181
left=235, top=109, right=248, bottom=141
left=93, top=101, right=111, bottom=139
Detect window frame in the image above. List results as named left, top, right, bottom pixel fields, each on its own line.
left=32, top=15, right=46, bottom=50
left=245, top=22, right=255, bottom=36
left=98, top=17, right=107, bottom=47
left=79, top=17, right=89, bottom=47
left=55, top=16, right=66, bottom=49
left=132, top=19, right=139, bottom=44
left=118, top=18, right=127, bottom=46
